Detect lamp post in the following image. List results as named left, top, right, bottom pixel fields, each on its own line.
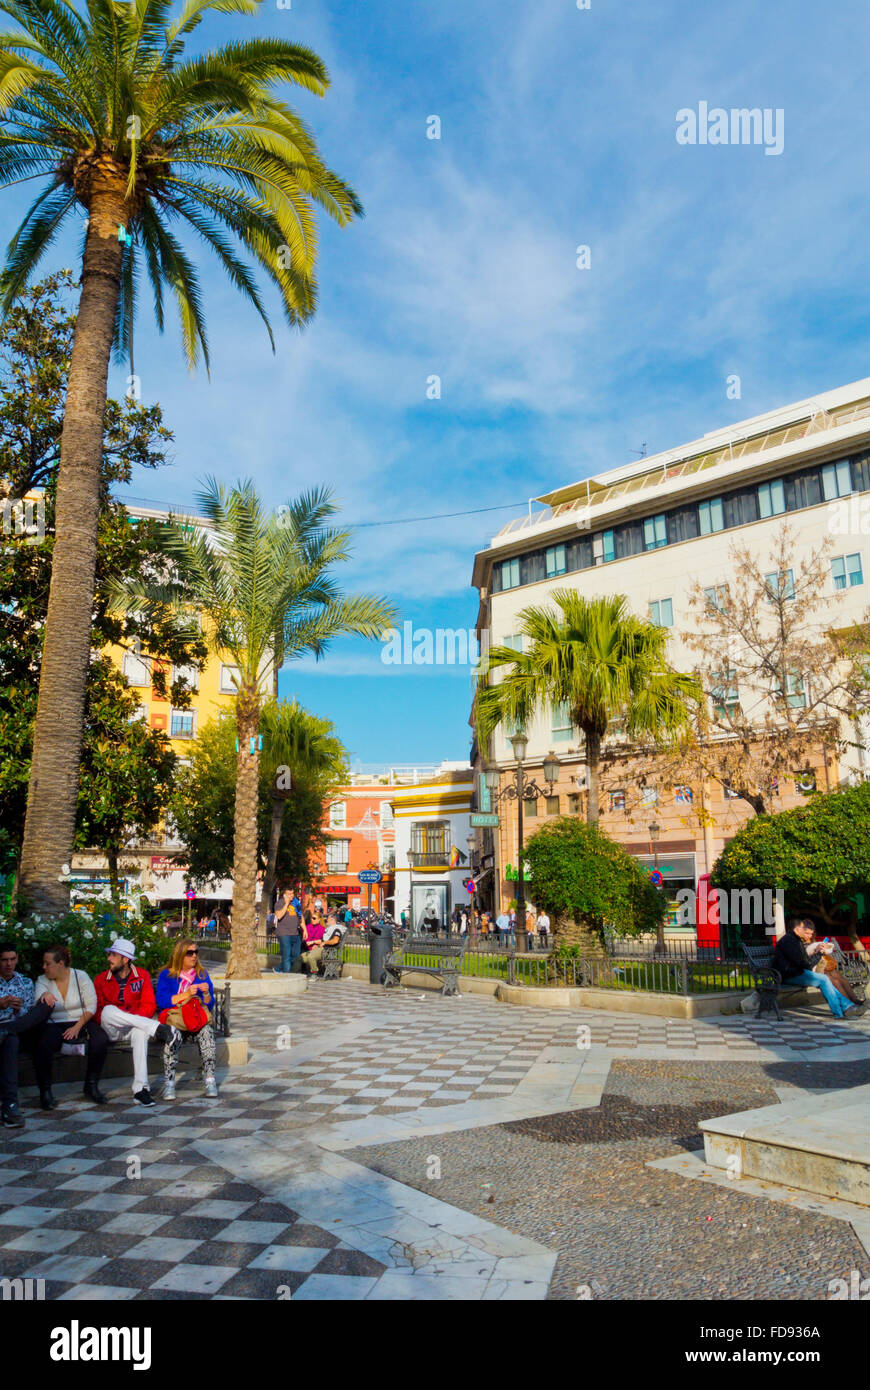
left=648, top=821, right=666, bottom=955
left=466, top=833, right=477, bottom=937
left=486, top=737, right=560, bottom=952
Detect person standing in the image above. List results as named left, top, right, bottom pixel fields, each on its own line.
left=94, top=939, right=180, bottom=1107
left=0, top=942, right=55, bottom=1123
left=496, top=909, right=511, bottom=941
left=536, top=910, right=551, bottom=950
left=33, top=946, right=110, bottom=1106
left=274, top=886, right=302, bottom=973
left=525, top=907, right=537, bottom=950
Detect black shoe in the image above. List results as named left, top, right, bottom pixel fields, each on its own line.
left=2, top=1105, right=24, bottom=1129
left=39, top=1089, right=57, bottom=1111
left=83, top=1079, right=107, bottom=1105
left=133, top=1088, right=155, bottom=1107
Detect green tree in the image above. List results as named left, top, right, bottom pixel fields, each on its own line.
left=170, top=703, right=344, bottom=896
left=74, top=658, right=177, bottom=902
left=524, top=817, right=665, bottom=957
left=117, top=480, right=396, bottom=976
left=0, top=0, right=363, bottom=914
left=477, top=592, right=700, bottom=823
left=711, top=782, right=870, bottom=947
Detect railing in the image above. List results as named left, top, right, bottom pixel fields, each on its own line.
left=408, top=851, right=450, bottom=868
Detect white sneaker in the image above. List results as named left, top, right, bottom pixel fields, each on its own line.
left=162, top=1079, right=176, bottom=1101
left=203, top=1077, right=218, bottom=1099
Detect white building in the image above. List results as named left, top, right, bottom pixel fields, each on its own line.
left=392, top=766, right=474, bottom=929
left=471, top=376, right=870, bottom=917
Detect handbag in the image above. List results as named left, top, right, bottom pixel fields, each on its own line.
left=159, top=983, right=212, bottom=1034
left=60, top=972, right=88, bottom=1055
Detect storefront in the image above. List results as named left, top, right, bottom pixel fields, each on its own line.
left=630, top=853, right=697, bottom=933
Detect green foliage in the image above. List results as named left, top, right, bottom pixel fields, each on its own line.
left=0, top=1, right=363, bottom=363
left=524, top=817, right=666, bottom=937
left=711, top=782, right=870, bottom=932
left=1, top=908, right=169, bottom=981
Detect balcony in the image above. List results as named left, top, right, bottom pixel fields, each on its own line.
left=408, top=850, right=449, bottom=868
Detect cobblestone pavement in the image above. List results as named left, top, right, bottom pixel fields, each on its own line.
left=1, top=981, right=868, bottom=1300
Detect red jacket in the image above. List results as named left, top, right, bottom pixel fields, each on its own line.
left=94, top=964, right=157, bottom=1024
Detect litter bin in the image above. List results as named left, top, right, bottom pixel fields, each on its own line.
left=369, top=921, right=394, bottom=984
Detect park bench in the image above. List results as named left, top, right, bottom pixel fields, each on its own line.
left=742, top=942, right=868, bottom=1020
left=321, top=944, right=343, bottom=980
left=383, top=935, right=468, bottom=997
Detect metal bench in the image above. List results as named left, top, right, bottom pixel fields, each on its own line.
left=383, top=935, right=468, bottom=997
left=742, top=942, right=867, bottom=1020
left=321, top=944, right=343, bottom=980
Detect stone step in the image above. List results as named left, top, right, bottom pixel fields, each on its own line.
left=700, top=1084, right=870, bottom=1206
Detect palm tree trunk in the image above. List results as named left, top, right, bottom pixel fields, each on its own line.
left=261, top=793, right=286, bottom=918
left=585, top=728, right=602, bottom=824
left=229, top=686, right=262, bottom=978
left=18, top=181, right=126, bottom=915
left=554, top=912, right=608, bottom=959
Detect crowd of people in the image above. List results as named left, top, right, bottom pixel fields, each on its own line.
left=268, top=889, right=350, bottom=975
left=0, top=935, right=220, bottom=1130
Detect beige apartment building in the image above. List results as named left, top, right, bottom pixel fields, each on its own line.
left=470, top=377, right=870, bottom=926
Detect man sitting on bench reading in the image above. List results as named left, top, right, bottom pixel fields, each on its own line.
left=773, top=918, right=866, bottom=1020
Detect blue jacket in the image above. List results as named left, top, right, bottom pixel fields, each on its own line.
left=155, top=967, right=215, bottom=1013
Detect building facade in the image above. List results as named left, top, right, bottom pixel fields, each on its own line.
left=471, top=377, right=870, bottom=923
left=309, top=774, right=398, bottom=913
left=392, top=768, right=474, bottom=929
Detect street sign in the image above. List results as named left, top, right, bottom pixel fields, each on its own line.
left=470, top=813, right=499, bottom=827
left=357, top=870, right=382, bottom=884
left=649, top=869, right=664, bottom=887
left=185, top=889, right=196, bottom=900
left=464, top=878, right=475, bottom=894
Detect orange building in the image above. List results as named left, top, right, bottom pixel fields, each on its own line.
left=308, top=776, right=399, bottom=913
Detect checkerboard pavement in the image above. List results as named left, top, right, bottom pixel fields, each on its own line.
left=2, top=981, right=868, bottom=1301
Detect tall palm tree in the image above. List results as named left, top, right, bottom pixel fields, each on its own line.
left=477, top=592, right=701, bottom=823
left=2, top=0, right=362, bottom=913
left=113, top=478, right=396, bottom=977
left=259, top=697, right=346, bottom=917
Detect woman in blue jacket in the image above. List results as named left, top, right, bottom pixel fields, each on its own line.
left=155, top=939, right=218, bottom=1100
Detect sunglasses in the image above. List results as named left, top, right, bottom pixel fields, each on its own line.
left=184, top=949, right=198, bottom=956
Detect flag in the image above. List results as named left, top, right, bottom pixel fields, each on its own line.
left=449, top=845, right=465, bottom=868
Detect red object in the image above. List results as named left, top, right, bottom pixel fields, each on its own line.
left=695, top=874, right=720, bottom=954
left=180, top=998, right=209, bottom=1032
left=94, top=965, right=156, bottom=1024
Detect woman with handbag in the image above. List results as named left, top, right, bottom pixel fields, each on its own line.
left=154, top=940, right=218, bottom=1100
left=33, top=946, right=110, bottom=1105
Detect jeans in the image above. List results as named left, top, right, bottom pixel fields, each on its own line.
left=30, top=1018, right=110, bottom=1092
left=0, top=1001, right=54, bottom=1106
left=788, top=969, right=854, bottom=1018
left=277, top=935, right=302, bottom=973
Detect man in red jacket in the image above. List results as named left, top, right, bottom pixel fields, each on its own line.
left=95, top=939, right=179, bottom=1107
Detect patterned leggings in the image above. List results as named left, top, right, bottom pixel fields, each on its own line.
left=163, top=1025, right=216, bottom=1083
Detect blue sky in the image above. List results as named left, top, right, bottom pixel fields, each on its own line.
left=8, top=0, right=870, bottom=767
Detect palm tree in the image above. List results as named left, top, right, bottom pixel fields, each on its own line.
left=2, top=0, right=362, bottom=913
left=259, top=697, right=346, bottom=918
left=114, top=478, right=396, bottom=977
left=477, top=592, right=701, bottom=824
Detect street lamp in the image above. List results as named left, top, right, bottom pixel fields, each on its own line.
left=648, top=821, right=666, bottom=955
left=486, top=741, right=560, bottom=953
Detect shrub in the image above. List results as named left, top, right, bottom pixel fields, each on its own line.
left=1, top=908, right=171, bottom=981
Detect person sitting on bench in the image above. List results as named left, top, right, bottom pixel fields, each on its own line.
left=294, top=913, right=344, bottom=979
left=93, top=939, right=180, bottom=1107
left=0, top=941, right=55, bottom=1125
left=772, top=918, right=866, bottom=1019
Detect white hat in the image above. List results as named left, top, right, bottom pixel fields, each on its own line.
left=107, top=938, right=136, bottom=961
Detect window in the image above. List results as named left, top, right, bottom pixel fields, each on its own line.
left=822, top=460, right=852, bottom=501
left=698, top=497, right=724, bottom=534
left=773, top=672, right=807, bottom=709
left=831, top=554, right=863, bottom=590
left=765, top=569, right=795, bottom=602
left=640, top=786, right=658, bottom=807
left=712, top=671, right=739, bottom=714
left=793, top=769, right=816, bottom=794
left=525, top=799, right=538, bottom=819
left=123, top=652, right=150, bottom=686
left=411, top=822, right=448, bottom=858
left=643, top=514, right=667, bottom=550
left=503, top=634, right=524, bottom=653
left=500, top=557, right=520, bottom=590
left=703, top=584, right=728, bottom=613
left=602, top=530, right=615, bottom=564
left=649, top=598, right=673, bottom=628
left=674, top=785, right=693, bottom=805
left=609, top=789, right=626, bottom=812
left=325, top=838, right=349, bottom=872
left=220, top=663, right=241, bottom=693
left=757, top=479, right=786, bottom=519
left=551, top=702, right=573, bottom=743
left=567, top=793, right=581, bottom=815
left=170, top=710, right=196, bottom=739
left=545, top=795, right=560, bottom=816
left=379, top=801, right=394, bottom=829
left=545, top=544, right=566, bottom=578
left=171, top=663, right=199, bottom=692
left=328, top=800, right=346, bottom=829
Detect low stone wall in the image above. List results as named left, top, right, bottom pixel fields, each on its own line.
left=17, top=1032, right=248, bottom=1087
left=495, top=981, right=758, bottom=1018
